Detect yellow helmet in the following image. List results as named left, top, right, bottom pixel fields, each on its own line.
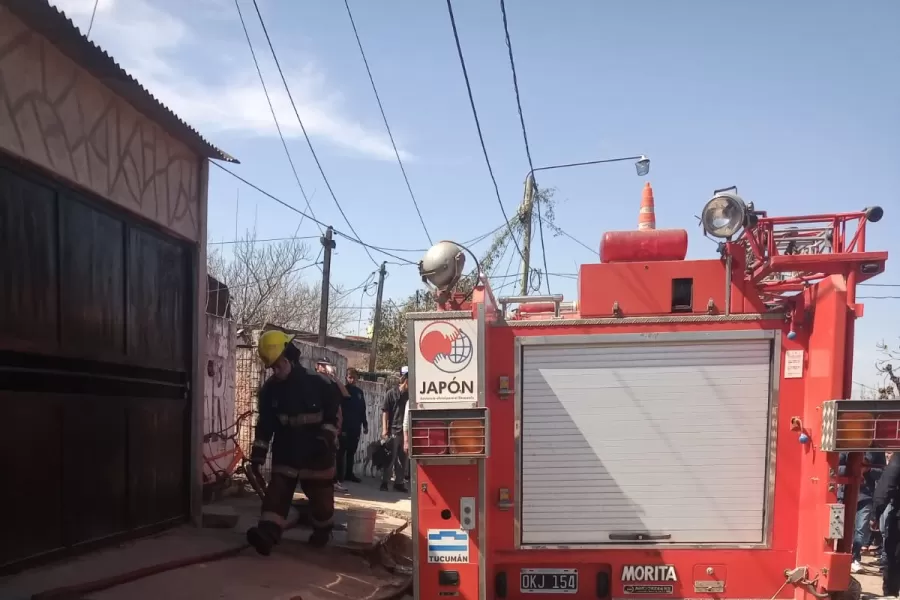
left=258, top=330, right=295, bottom=367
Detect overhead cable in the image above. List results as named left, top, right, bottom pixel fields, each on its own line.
left=250, top=0, right=378, bottom=265
left=445, top=0, right=524, bottom=263
left=343, top=0, right=433, bottom=245
left=211, top=162, right=417, bottom=265
left=234, top=0, right=322, bottom=234
left=498, top=0, right=550, bottom=294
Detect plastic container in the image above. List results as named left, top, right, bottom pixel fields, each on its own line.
left=346, top=508, right=378, bottom=545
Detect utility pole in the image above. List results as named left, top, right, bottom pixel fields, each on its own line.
left=317, top=226, right=335, bottom=347
left=518, top=173, right=536, bottom=296
left=368, top=262, right=387, bottom=372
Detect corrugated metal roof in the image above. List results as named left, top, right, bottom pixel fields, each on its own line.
left=3, top=0, right=239, bottom=164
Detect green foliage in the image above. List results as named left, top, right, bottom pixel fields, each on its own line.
left=372, top=186, right=560, bottom=371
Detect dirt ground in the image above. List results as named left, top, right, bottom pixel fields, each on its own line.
left=0, top=476, right=412, bottom=600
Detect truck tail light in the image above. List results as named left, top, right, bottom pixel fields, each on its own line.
left=408, top=407, right=489, bottom=459
left=450, top=419, right=486, bottom=454
left=823, top=401, right=900, bottom=451
left=836, top=411, right=875, bottom=449
left=412, top=420, right=449, bottom=455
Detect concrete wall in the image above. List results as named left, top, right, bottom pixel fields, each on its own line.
left=0, top=8, right=204, bottom=241
left=203, top=314, right=236, bottom=481
left=0, top=7, right=210, bottom=523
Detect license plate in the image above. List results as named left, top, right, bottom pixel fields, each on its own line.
left=520, top=568, right=578, bottom=594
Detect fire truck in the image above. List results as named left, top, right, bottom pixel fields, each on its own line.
left=404, top=185, right=894, bottom=600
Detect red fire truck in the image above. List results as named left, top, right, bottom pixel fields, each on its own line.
left=404, top=186, right=893, bottom=600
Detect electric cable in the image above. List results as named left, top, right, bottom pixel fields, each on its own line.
left=344, top=0, right=432, bottom=245
left=208, top=235, right=319, bottom=246
left=86, top=0, right=99, bottom=37
left=251, top=0, right=379, bottom=265
left=546, top=221, right=599, bottom=256
left=212, top=163, right=417, bottom=265
left=445, top=0, right=524, bottom=263
left=498, top=0, right=550, bottom=295
left=234, top=0, right=322, bottom=234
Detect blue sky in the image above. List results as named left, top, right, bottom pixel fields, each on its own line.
left=54, top=0, right=899, bottom=391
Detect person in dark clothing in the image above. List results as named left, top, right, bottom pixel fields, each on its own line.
left=841, top=451, right=887, bottom=572
left=315, top=358, right=351, bottom=493
left=337, top=368, right=368, bottom=483
left=874, top=452, right=900, bottom=595
left=380, top=374, right=409, bottom=492
left=245, top=331, right=344, bottom=556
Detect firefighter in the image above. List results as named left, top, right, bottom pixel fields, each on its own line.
left=245, top=331, right=344, bottom=555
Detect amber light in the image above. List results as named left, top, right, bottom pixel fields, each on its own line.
left=450, top=419, right=485, bottom=455
left=836, top=411, right=875, bottom=449
left=411, top=420, right=448, bottom=455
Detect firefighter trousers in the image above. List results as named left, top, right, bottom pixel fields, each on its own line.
left=252, top=470, right=335, bottom=552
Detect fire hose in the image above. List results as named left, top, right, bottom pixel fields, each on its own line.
left=29, top=518, right=412, bottom=600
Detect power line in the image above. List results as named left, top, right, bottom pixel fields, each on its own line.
left=234, top=0, right=321, bottom=235
left=86, top=0, right=100, bottom=37
left=498, top=0, right=549, bottom=295
left=858, top=296, right=900, bottom=300
left=445, top=0, right=524, bottom=264
left=343, top=0, right=432, bottom=246
left=208, top=235, right=319, bottom=246
left=860, top=283, right=900, bottom=288
left=211, top=163, right=418, bottom=265
left=250, top=0, right=378, bottom=266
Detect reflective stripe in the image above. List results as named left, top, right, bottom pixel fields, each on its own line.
left=272, top=464, right=336, bottom=480
left=321, top=424, right=338, bottom=435
left=260, top=511, right=287, bottom=527
left=252, top=439, right=269, bottom=450
left=276, top=411, right=324, bottom=426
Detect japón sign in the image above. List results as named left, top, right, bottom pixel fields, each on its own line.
left=414, top=319, right=478, bottom=404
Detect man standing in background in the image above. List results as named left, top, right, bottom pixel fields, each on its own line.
left=316, top=358, right=351, bottom=494
left=337, top=368, right=368, bottom=484
left=380, top=372, right=409, bottom=493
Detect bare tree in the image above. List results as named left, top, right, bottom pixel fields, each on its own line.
left=208, top=229, right=354, bottom=334
left=876, top=339, right=900, bottom=398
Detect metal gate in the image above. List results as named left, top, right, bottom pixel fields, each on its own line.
left=0, top=159, right=195, bottom=570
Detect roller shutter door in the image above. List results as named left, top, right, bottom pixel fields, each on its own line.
left=520, top=338, right=773, bottom=546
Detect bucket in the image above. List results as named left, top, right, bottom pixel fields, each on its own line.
left=346, top=508, right=377, bottom=545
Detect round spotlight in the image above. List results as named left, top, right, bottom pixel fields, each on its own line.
left=635, top=155, right=650, bottom=177
left=864, top=205, right=884, bottom=223
left=419, top=241, right=466, bottom=292
left=701, top=192, right=748, bottom=239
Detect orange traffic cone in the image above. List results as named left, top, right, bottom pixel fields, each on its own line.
left=638, top=182, right=656, bottom=231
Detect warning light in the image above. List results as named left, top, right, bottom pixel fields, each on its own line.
left=411, top=420, right=449, bottom=455
left=835, top=412, right=875, bottom=449
left=450, top=419, right=486, bottom=455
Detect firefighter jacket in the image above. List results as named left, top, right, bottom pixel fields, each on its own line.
left=250, top=364, right=344, bottom=479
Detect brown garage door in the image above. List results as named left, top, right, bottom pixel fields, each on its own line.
left=0, top=156, right=195, bottom=570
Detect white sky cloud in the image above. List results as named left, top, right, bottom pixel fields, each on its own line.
left=49, top=0, right=412, bottom=161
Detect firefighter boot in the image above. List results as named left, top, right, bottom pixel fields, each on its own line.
left=308, top=527, right=332, bottom=548
left=246, top=521, right=280, bottom=556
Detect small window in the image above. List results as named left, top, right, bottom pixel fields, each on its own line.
left=671, top=278, right=693, bottom=313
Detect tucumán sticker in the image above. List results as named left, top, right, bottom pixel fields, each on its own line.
left=427, top=529, right=470, bottom=564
